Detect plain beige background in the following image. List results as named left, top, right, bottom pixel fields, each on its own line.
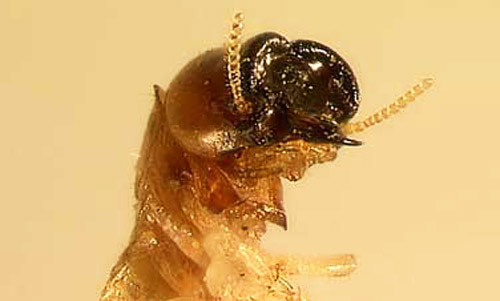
left=2, top=0, right=499, bottom=300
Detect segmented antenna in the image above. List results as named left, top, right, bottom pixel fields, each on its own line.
left=342, top=78, right=435, bottom=134
left=226, top=12, right=251, bottom=114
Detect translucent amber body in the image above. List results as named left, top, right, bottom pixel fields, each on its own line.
left=100, top=48, right=356, bottom=301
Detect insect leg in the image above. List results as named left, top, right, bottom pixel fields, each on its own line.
left=271, top=254, right=357, bottom=278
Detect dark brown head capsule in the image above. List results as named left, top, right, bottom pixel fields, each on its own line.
left=167, top=32, right=361, bottom=158
left=238, top=32, right=361, bottom=146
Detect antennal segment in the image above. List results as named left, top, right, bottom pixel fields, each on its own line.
left=226, top=12, right=250, bottom=114
left=342, top=78, right=434, bottom=135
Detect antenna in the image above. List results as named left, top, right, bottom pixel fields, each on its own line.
left=342, top=78, right=435, bottom=135
left=226, top=12, right=251, bottom=114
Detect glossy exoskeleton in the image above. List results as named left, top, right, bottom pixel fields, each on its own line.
left=100, top=32, right=362, bottom=301
left=168, top=32, right=361, bottom=160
